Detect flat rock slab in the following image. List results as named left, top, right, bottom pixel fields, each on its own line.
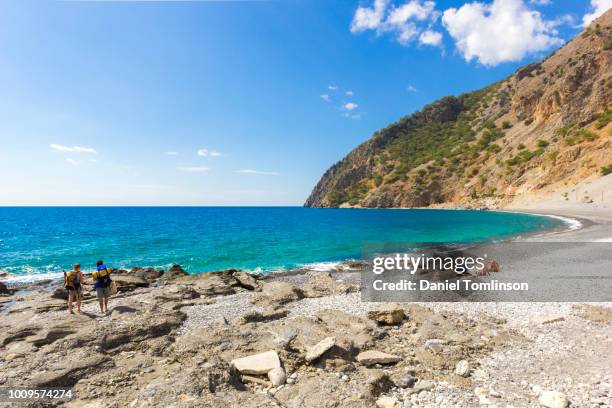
left=357, top=350, right=401, bottom=366
left=231, top=350, right=281, bottom=375
left=305, top=336, right=335, bottom=362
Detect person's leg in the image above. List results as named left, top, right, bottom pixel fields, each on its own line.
left=103, top=295, right=108, bottom=313
left=96, top=288, right=104, bottom=313
left=76, top=292, right=81, bottom=313
left=68, top=292, right=73, bottom=314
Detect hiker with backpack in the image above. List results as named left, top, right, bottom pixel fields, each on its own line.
left=92, top=259, right=113, bottom=314
left=64, top=264, right=84, bottom=314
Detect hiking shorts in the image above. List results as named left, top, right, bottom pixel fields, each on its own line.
left=67, top=285, right=81, bottom=298
left=96, top=286, right=111, bottom=299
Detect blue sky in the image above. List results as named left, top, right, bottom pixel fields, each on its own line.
left=0, top=0, right=607, bottom=205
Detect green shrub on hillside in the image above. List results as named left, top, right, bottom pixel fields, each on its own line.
left=373, top=174, right=383, bottom=187
left=565, top=129, right=597, bottom=146
left=488, top=143, right=501, bottom=153
left=602, top=164, right=612, bottom=176
left=524, top=117, right=534, bottom=125
left=581, top=25, right=601, bottom=38
left=506, top=149, right=543, bottom=166
left=537, top=140, right=550, bottom=148
left=555, top=124, right=574, bottom=137
left=477, top=127, right=504, bottom=150
left=501, top=121, right=512, bottom=129
left=594, top=109, right=611, bottom=129
left=327, top=190, right=348, bottom=207
left=478, top=175, right=487, bottom=187
left=385, top=171, right=403, bottom=184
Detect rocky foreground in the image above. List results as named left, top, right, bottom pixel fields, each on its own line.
left=0, top=266, right=611, bottom=408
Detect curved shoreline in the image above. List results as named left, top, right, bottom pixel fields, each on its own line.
left=495, top=209, right=587, bottom=240
left=502, top=207, right=612, bottom=242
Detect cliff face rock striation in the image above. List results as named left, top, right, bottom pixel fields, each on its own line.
left=305, top=11, right=612, bottom=209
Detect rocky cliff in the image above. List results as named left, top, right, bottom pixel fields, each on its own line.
left=306, top=11, right=612, bottom=209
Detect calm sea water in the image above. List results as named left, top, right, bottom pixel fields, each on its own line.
left=0, top=207, right=564, bottom=282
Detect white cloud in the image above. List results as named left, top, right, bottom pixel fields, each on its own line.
left=197, top=148, right=221, bottom=157
left=234, top=169, right=279, bottom=176
left=320, top=94, right=330, bottom=101
left=344, top=102, right=359, bottom=111
left=351, top=0, right=389, bottom=32
left=529, top=0, right=551, bottom=5
left=442, top=0, right=564, bottom=66
left=419, top=29, right=443, bottom=46
left=179, top=166, right=210, bottom=172
left=583, top=0, right=612, bottom=27
left=407, top=84, right=417, bottom=92
left=50, top=144, right=97, bottom=154
left=346, top=90, right=354, bottom=96
left=387, top=0, right=436, bottom=25
left=65, top=158, right=79, bottom=166
left=166, top=151, right=179, bottom=156
left=328, top=85, right=338, bottom=90
left=351, top=0, right=438, bottom=47
left=396, top=23, right=419, bottom=44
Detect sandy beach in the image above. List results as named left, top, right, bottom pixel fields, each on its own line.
left=0, top=207, right=610, bottom=407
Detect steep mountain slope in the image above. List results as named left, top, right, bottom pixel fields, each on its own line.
left=305, top=11, right=612, bottom=209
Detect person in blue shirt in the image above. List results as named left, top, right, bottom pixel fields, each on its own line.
left=92, top=260, right=112, bottom=314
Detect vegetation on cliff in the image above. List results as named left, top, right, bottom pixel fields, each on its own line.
left=306, top=12, right=612, bottom=209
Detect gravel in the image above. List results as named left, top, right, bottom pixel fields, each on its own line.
left=179, top=292, right=261, bottom=335
left=179, top=291, right=611, bottom=407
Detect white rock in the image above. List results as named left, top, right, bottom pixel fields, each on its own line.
left=455, top=360, right=470, bottom=377
left=356, top=350, right=402, bottom=366
left=305, top=337, right=335, bottom=362
left=376, top=395, right=399, bottom=408
left=231, top=350, right=281, bottom=375
left=424, top=339, right=445, bottom=353
left=538, top=391, right=569, bottom=408
left=267, top=367, right=286, bottom=387
left=414, top=380, right=434, bottom=392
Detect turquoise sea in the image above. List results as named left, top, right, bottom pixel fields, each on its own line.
left=0, top=207, right=565, bottom=283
